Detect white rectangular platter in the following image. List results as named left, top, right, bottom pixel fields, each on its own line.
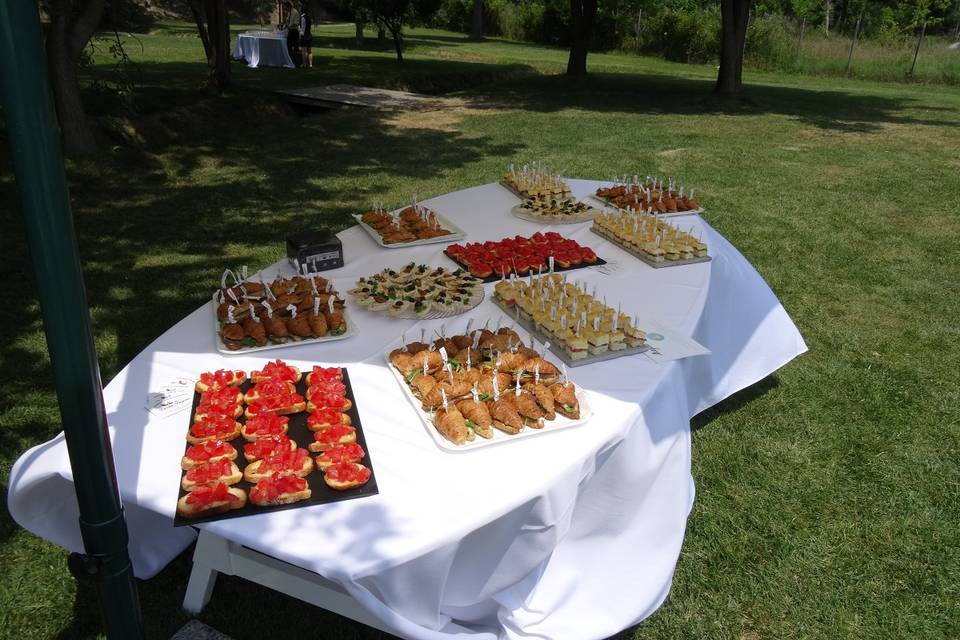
left=590, top=227, right=712, bottom=269
left=587, top=194, right=704, bottom=218
left=352, top=210, right=466, bottom=249
left=384, top=352, right=593, bottom=452
left=211, top=293, right=354, bottom=355
left=492, top=297, right=651, bottom=367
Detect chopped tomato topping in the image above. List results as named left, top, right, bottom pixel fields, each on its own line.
left=325, top=462, right=371, bottom=484
left=186, top=458, right=234, bottom=484
left=308, top=391, right=348, bottom=409
left=253, top=359, right=298, bottom=382
left=307, top=407, right=346, bottom=428
left=308, top=380, right=346, bottom=395
left=259, top=448, right=309, bottom=474
left=249, top=391, right=304, bottom=413
left=243, top=413, right=289, bottom=436
left=185, top=482, right=239, bottom=507
left=313, top=424, right=356, bottom=445
left=250, top=475, right=308, bottom=502
left=317, top=443, right=365, bottom=464
left=309, top=366, right=342, bottom=382
left=185, top=440, right=233, bottom=462
left=243, top=434, right=292, bottom=459
left=190, top=415, right=237, bottom=439
left=199, top=369, right=243, bottom=389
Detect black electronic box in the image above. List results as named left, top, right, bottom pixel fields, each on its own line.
left=286, top=231, right=344, bottom=273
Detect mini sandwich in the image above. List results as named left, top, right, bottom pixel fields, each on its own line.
left=249, top=475, right=312, bottom=506
left=176, top=483, right=246, bottom=519
left=181, top=459, right=242, bottom=492
left=562, top=330, right=589, bottom=361
left=323, top=462, right=372, bottom=491
left=433, top=405, right=473, bottom=445
left=551, top=382, right=581, bottom=420
left=608, top=329, right=627, bottom=351
left=243, top=448, right=314, bottom=483
left=623, top=324, right=647, bottom=348
left=581, top=326, right=610, bottom=356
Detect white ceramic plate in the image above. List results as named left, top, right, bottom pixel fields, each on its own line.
left=211, top=293, right=354, bottom=355
left=352, top=210, right=466, bottom=248
left=384, top=352, right=593, bottom=452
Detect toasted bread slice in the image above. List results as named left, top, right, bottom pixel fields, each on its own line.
left=241, top=414, right=290, bottom=441
left=250, top=360, right=302, bottom=384
left=243, top=380, right=297, bottom=404
left=181, top=441, right=238, bottom=470
left=186, top=419, right=242, bottom=445
left=306, top=396, right=352, bottom=413
left=306, top=409, right=352, bottom=432
left=242, top=434, right=297, bottom=462
left=244, top=400, right=306, bottom=419
left=181, top=461, right=242, bottom=492
left=323, top=462, right=371, bottom=490
left=249, top=476, right=312, bottom=506
left=314, top=443, right=365, bottom=470
left=195, top=369, right=246, bottom=394
left=176, top=485, right=246, bottom=518
left=305, top=367, right=343, bottom=386
left=308, top=425, right=357, bottom=452
left=243, top=449, right=314, bottom=483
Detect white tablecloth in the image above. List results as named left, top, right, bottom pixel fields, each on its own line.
left=8, top=180, right=806, bottom=639
left=232, top=32, right=294, bottom=69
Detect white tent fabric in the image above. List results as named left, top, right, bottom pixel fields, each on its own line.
left=232, top=32, right=295, bottom=69
left=8, top=180, right=806, bottom=639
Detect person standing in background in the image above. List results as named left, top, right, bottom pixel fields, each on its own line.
left=300, top=4, right=313, bottom=68
left=284, top=0, right=301, bottom=66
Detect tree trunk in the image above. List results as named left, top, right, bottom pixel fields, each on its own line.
left=378, top=26, right=386, bottom=42
left=203, top=0, right=230, bottom=90
left=390, top=26, right=403, bottom=63
left=469, top=0, right=484, bottom=41
left=566, top=0, right=598, bottom=76
left=45, top=0, right=106, bottom=155
left=188, top=0, right=212, bottom=60
left=355, top=19, right=364, bottom=46
left=715, top=0, right=751, bottom=96
left=824, top=0, right=831, bottom=34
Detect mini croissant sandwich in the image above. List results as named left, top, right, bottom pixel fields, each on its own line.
left=433, top=404, right=473, bottom=445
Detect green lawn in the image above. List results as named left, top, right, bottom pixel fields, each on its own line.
left=1, top=21, right=959, bottom=640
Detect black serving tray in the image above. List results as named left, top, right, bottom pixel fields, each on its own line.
left=443, top=250, right=606, bottom=284
left=174, top=368, right=378, bottom=527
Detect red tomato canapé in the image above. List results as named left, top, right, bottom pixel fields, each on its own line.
left=185, top=482, right=238, bottom=507
left=313, top=424, right=356, bottom=445
left=325, top=462, right=371, bottom=484
left=250, top=475, right=307, bottom=502
left=186, top=440, right=234, bottom=462
left=317, top=443, right=365, bottom=464
left=186, top=458, right=234, bottom=484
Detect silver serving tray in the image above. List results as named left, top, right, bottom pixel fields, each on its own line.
left=352, top=209, right=466, bottom=249
left=591, top=227, right=712, bottom=269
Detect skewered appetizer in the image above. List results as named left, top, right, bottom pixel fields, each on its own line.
left=349, top=263, right=483, bottom=318
left=388, top=325, right=583, bottom=446
left=358, top=203, right=454, bottom=244
left=595, top=176, right=700, bottom=214
left=514, top=196, right=600, bottom=223
left=593, top=209, right=708, bottom=263
left=502, top=162, right=571, bottom=199
left=215, top=269, right=348, bottom=351
left=493, top=274, right=647, bottom=360
left=445, top=232, right=599, bottom=280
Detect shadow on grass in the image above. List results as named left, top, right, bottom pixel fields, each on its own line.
left=691, top=375, right=781, bottom=433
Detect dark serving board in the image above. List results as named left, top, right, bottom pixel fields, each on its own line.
left=443, top=250, right=607, bottom=284
left=174, top=368, right=378, bottom=527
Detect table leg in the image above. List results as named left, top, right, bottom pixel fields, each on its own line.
left=182, top=561, right=218, bottom=614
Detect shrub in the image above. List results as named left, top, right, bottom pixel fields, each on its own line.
left=634, top=8, right=720, bottom=64
left=746, top=15, right=798, bottom=71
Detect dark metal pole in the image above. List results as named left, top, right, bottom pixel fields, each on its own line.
left=0, top=2, right=145, bottom=638
left=845, top=9, right=863, bottom=74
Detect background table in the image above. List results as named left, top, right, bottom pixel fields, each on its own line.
left=232, top=31, right=294, bottom=69
left=8, top=179, right=806, bottom=640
